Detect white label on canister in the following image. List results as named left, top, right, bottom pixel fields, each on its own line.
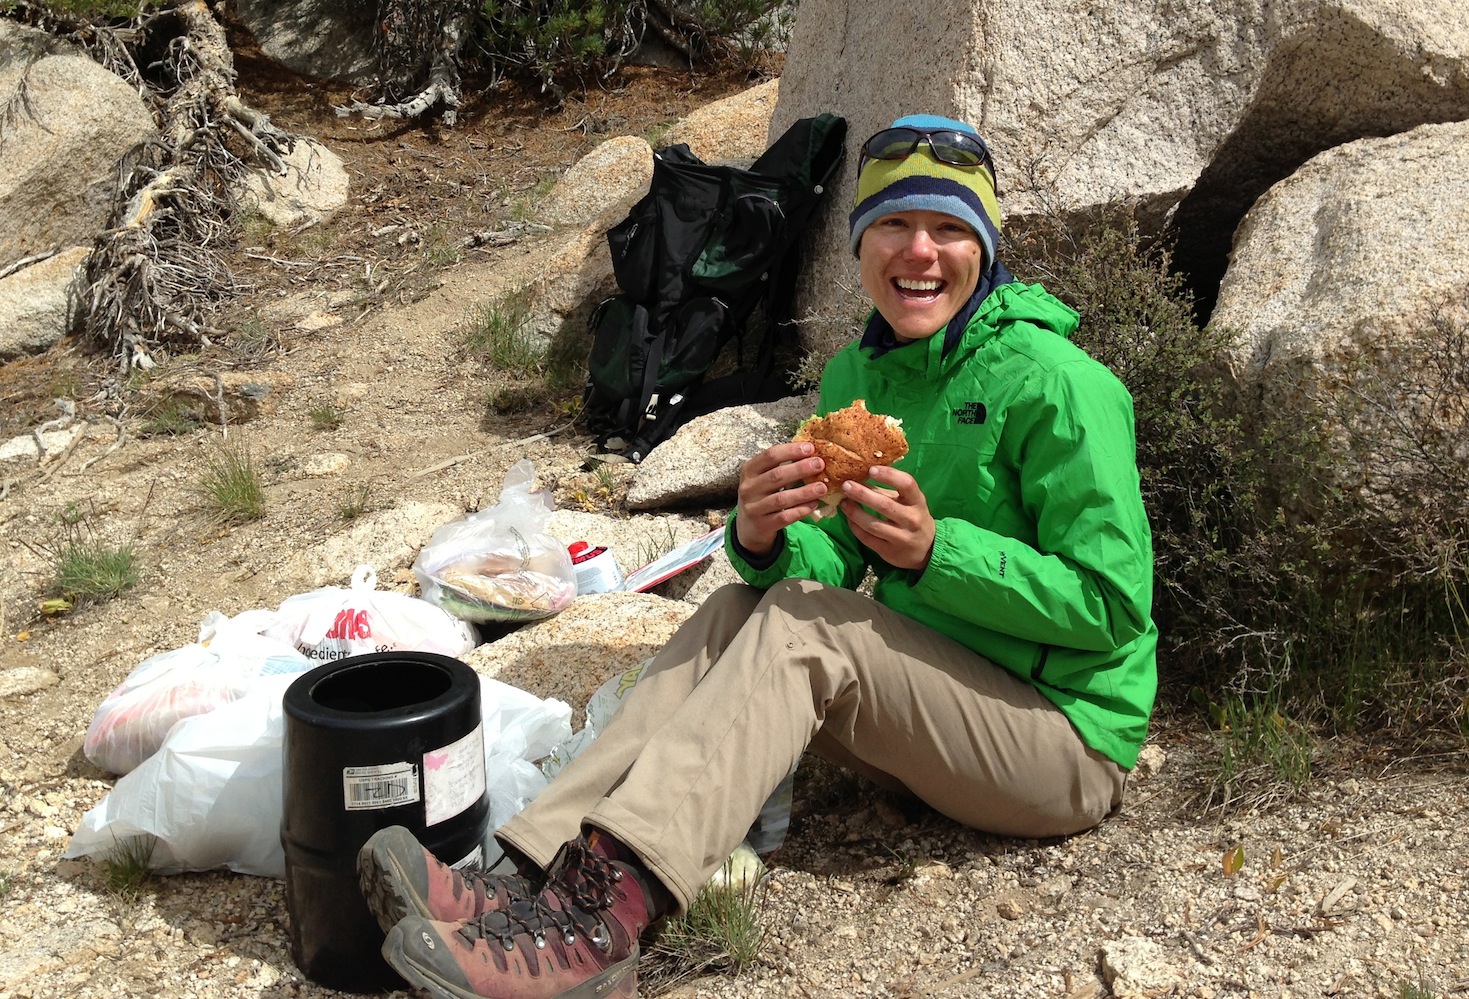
left=342, top=762, right=420, bottom=811
left=423, top=722, right=486, bottom=827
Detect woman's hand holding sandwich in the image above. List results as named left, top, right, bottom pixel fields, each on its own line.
left=734, top=442, right=829, bottom=557
left=840, top=466, right=936, bottom=572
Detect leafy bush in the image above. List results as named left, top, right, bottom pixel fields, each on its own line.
left=375, top=0, right=789, bottom=99
left=1007, top=207, right=1469, bottom=745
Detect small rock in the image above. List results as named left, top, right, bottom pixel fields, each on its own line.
left=0, top=666, right=60, bottom=698
left=300, top=452, right=350, bottom=476
left=1100, top=936, right=1185, bottom=997
left=1133, top=742, right=1167, bottom=777
left=996, top=898, right=1024, bottom=920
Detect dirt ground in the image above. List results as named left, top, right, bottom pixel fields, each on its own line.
left=2, top=45, right=1469, bottom=999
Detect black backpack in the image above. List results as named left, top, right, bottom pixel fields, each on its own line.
left=584, top=113, right=848, bottom=463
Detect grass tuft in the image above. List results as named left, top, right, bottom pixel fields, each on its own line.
left=1200, top=688, right=1313, bottom=811
left=140, top=398, right=200, bottom=438
left=103, top=835, right=155, bottom=899
left=200, top=441, right=266, bottom=525
left=1400, top=976, right=1438, bottom=999
left=647, top=865, right=767, bottom=986
left=308, top=401, right=346, bottom=432
left=49, top=535, right=139, bottom=607
left=461, top=292, right=545, bottom=376
left=338, top=482, right=375, bottom=522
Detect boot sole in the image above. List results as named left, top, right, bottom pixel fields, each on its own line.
left=356, top=838, right=428, bottom=936
left=381, top=924, right=640, bottom=999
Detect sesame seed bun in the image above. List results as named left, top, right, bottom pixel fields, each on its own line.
left=792, top=399, right=908, bottom=519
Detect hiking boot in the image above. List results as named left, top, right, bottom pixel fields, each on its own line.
left=380, top=835, right=661, bottom=999
left=357, top=825, right=540, bottom=936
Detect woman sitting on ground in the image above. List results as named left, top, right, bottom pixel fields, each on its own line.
left=358, top=112, right=1159, bottom=999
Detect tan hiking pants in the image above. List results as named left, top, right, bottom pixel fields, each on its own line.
left=496, top=579, right=1126, bottom=913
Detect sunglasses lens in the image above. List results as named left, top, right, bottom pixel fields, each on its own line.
left=926, top=130, right=988, bottom=168
left=860, top=127, right=992, bottom=172
left=862, top=127, right=922, bottom=161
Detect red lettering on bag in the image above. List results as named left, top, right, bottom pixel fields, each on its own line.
left=325, top=609, right=371, bottom=640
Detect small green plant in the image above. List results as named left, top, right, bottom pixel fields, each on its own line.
left=1399, top=975, right=1438, bottom=999
left=48, top=371, right=83, bottom=399
left=48, top=534, right=139, bottom=607
left=461, top=292, right=545, bottom=376
left=200, top=441, right=266, bottom=525
left=231, top=317, right=279, bottom=358
left=29, top=0, right=144, bottom=19
left=0, top=871, right=14, bottom=897
left=338, top=482, right=375, bottom=522
left=650, top=870, right=766, bottom=980
left=1202, top=689, right=1313, bottom=811
left=140, top=398, right=200, bottom=437
left=103, top=835, right=155, bottom=899
left=238, top=209, right=275, bottom=246
left=58, top=500, right=88, bottom=526
left=632, top=521, right=682, bottom=569
left=308, top=401, right=346, bottom=432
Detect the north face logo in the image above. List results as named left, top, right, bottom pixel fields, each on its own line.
left=954, top=401, right=987, bottom=425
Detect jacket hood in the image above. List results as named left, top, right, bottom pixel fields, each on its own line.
left=865, top=281, right=1081, bottom=381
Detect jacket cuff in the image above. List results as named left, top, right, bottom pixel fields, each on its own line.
left=727, top=521, right=786, bottom=571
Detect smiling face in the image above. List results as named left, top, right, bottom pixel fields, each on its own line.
left=857, top=209, right=985, bottom=342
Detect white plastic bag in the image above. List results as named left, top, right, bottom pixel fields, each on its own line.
left=265, top=564, right=477, bottom=662
left=82, top=609, right=311, bottom=776
left=65, top=675, right=574, bottom=878
left=67, top=673, right=300, bottom=876
left=413, top=461, right=576, bottom=623
left=477, top=676, right=574, bottom=845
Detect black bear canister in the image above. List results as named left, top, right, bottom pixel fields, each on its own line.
left=282, top=651, right=488, bottom=992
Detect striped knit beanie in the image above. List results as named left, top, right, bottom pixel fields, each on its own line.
left=848, top=114, right=1001, bottom=267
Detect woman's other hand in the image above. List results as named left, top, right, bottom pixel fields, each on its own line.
left=841, top=465, right=936, bottom=571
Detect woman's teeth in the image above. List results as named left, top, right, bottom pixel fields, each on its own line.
left=895, top=278, right=941, bottom=297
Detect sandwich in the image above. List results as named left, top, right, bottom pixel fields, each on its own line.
left=792, top=399, right=908, bottom=519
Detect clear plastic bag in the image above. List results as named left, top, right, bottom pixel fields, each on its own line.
left=265, top=564, right=478, bottom=662
left=413, top=461, right=577, bottom=623
left=82, top=609, right=312, bottom=776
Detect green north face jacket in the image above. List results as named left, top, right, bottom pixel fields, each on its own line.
left=726, top=281, right=1158, bottom=768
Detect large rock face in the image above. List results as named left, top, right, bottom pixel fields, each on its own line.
left=230, top=0, right=377, bottom=85
left=771, top=0, right=1469, bottom=332
left=0, top=38, right=157, bottom=269
left=1213, top=120, right=1469, bottom=401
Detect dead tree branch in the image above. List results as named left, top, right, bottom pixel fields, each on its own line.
left=58, top=0, right=297, bottom=371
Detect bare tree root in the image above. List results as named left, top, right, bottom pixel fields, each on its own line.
left=336, top=0, right=472, bottom=125
left=60, top=0, right=297, bottom=370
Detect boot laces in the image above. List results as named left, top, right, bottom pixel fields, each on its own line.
left=458, top=840, right=626, bottom=953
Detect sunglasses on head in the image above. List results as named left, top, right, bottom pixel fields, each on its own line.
left=859, top=125, right=996, bottom=179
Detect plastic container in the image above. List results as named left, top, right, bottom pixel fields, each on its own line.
left=568, top=540, right=625, bottom=594
left=281, top=651, right=488, bottom=992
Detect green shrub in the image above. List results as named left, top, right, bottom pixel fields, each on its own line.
left=1008, top=207, right=1469, bottom=750
left=375, top=0, right=790, bottom=96
left=199, top=441, right=267, bottom=525
left=49, top=535, right=139, bottom=607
